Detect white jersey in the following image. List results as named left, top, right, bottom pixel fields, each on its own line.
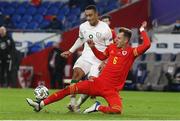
left=79, top=21, right=112, bottom=64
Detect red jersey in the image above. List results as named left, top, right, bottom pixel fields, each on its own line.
left=92, top=31, right=151, bottom=90
left=111, top=29, right=116, bottom=41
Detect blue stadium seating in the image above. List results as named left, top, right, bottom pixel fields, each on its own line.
left=45, top=41, right=54, bottom=48
left=17, top=22, right=27, bottom=29
left=106, top=1, right=119, bottom=12
left=0, top=1, right=8, bottom=8
left=41, top=1, right=51, bottom=8
left=0, top=0, right=120, bottom=30
left=16, top=6, right=26, bottom=15
left=60, top=5, right=70, bottom=15
left=21, top=1, right=30, bottom=8
left=12, top=14, right=21, bottom=23
left=3, top=7, right=15, bottom=15
left=50, top=1, right=64, bottom=9
left=39, top=20, right=50, bottom=29
left=26, top=6, right=37, bottom=15
left=10, top=1, right=19, bottom=8
left=46, top=7, right=59, bottom=15
left=26, top=22, right=39, bottom=29
left=69, top=7, right=81, bottom=16
left=37, top=6, right=47, bottom=15
left=57, top=14, right=65, bottom=22
left=29, top=43, right=43, bottom=53
left=21, top=15, right=32, bottom=23
left=33, top=14, right=44, bottom=23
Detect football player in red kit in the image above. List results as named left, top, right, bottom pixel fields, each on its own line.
left=26, top=21, right=151, bottom=114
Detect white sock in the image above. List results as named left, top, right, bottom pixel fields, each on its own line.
left=76, top=94, right=89, bottom=107
left=70, top=95, right=76, bottom=106
left=40, top=101, right=44, bottom=108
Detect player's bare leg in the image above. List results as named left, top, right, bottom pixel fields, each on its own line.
left=76, top=94, right=89, bottom=107
left=68, top=67, right=85, bottom=112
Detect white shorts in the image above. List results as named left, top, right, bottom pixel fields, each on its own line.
left=73, top=56, right=100, bottom=78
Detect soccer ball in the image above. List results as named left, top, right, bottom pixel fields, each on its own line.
left=34, top=85, right=49, bottom=101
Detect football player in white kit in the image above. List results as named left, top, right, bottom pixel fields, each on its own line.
left=61, top=5, right=112, bottom=112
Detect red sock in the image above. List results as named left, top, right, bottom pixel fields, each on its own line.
left=98, top=105, right=122, bottom=114
left=43, top=87, right=70, bottom=105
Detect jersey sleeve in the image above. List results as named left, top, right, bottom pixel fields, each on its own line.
left=78, top=25, right=85, bottom=42
left=103, top=44, right=110, bottom=57
left=104, top=26, right=113, bottom=46
left=91, top=45, right=110, bottom=60
left=111, top=29, right=117, bottom=41
left=133, top=31, right=151, bottom=57
left=69, top=25, right=85, bottom=53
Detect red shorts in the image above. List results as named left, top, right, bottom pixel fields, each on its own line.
left=70, top=79, right=122, bottom=109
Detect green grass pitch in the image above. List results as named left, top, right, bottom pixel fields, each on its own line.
left=0, top=88, right=180, bottom=120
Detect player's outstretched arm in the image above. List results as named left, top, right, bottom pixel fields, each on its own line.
left=87, top=40, right=108, bottom=60
left=61, top=38, right=84, bottom=58
left=134, top=21, right=151, bottom=56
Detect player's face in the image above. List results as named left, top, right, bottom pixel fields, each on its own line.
left=85, top=9, right=98, bottom=26
left=115, top=32, right=128, bottom=48
left=102, top=18, right=110, bottom=26
left=0, top=27, right=6, bottom=37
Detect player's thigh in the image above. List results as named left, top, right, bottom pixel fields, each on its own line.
left=73, top=57, right=91, bottom=76
left=70, top=80, right=100, bottom=96
left=70, top=80, right=91, bottom=95
left=88, top=63, right=100, bottom=78
left=72, top=67, right=85, bottom=80
left=103, top=90, right=122, bottom=111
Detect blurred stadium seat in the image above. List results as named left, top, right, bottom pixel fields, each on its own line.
left=26, top=6, right=37, bottom=15
left=37, top=6, right=47, bottom=15
left=17, top=22, right=28, bottom=29
left=45, top=41, right=54, bottom=48
left=0, top=0, right=121, bottom=30
left=29, top=43, right=43, bottom=53
left=21, top=15, right=33, bottom=23
left=12, top=14, right=21, bottom=23
left=46, top=7, right=59, bottom=15
left=3, top=7, right=15, bottom=15
left=26, top=22, right=39, bottom=29
left=32, top=14, right=44, bottom=24
left=39, top=20, right=50, bottom=29
left=16, top=6, right=26, bottom=15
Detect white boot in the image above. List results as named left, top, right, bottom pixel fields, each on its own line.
left=26, top=98, right=42, bottom=112
left=83, top=101, right=100, bottom=114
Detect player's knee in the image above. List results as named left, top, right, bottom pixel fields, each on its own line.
left=69, top=84, right=78, bottom=94
left=111, top=107, right=122, bottom=114
left=73, top=68, right=84, bottom=80
left=112, top=109, right=122, bottom=114
left=72, top=70, right=79, bottom=79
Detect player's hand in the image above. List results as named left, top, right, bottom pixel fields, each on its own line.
left=60, top=51, right=72, bottom=58
left=140, top=21, right=147, bottom=32
left=87, top=40, right=95, bottom=48
left=141, top=21, right=147, bottom=28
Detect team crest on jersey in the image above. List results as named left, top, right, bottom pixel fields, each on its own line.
left=89, top=34, right=93, bottom=39
left=122, top=51, right=127, bottom=56
left=96, top=32, right=101, bottom=39
left=110, top=50, right=115, bottom=54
